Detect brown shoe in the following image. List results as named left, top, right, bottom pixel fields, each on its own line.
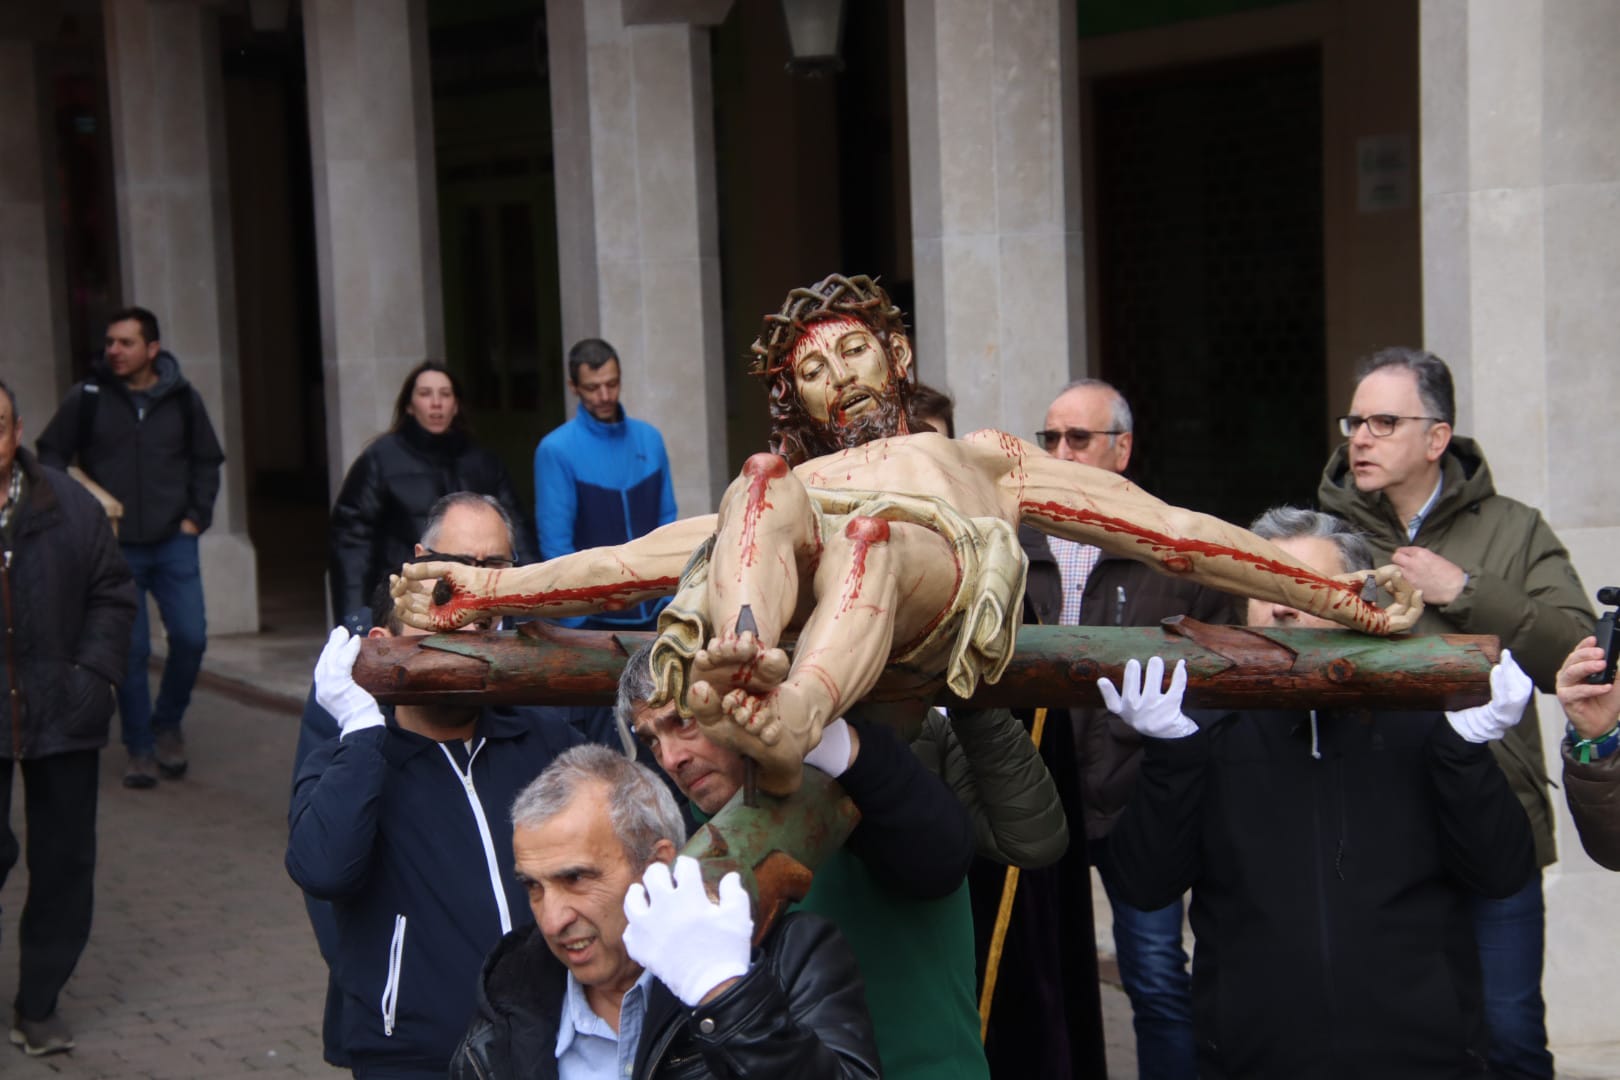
left=10, top=1010, right=74, bottom=1056
left=154, top=728, right=188, bottom=779
left=122, top=753, right=158, bottom=789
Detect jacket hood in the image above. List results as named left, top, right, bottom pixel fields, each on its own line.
left=473, top=923, right=565, bottom=1023
left=91, top=349, right=187, bottom=399
left=1318, top=434, right=1497, bottom=537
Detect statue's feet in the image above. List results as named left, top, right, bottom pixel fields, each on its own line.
left=686, top=680, right=820, bottom=796
left=691, top=630, right=792, bottom=694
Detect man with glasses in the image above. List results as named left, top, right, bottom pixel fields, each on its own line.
left=1040, top=379, right=1233, bottom=1080
left=1318, top=346, right=1593, bottom=1080
left=289, top=491, right=579, bottom=1074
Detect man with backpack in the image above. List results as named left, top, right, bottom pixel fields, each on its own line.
left=37, top=306, right=225, bottom=789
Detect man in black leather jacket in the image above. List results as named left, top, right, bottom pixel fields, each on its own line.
left=451, top=745, right=879, bottom=1080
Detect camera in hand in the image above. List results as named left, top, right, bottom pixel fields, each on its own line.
left=1589, top=586, right=1620, bottom=685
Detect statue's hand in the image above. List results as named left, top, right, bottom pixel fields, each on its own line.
left=390, top=561, right=503, bottom=631
left=1336, top=565, right=1424, bottom=633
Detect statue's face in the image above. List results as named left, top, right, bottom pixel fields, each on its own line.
left=788, top=317, right=900, bottom=426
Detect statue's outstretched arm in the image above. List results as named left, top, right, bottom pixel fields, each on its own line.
left=392, top=514, right=717, bottom=631
left=968, top=432, right=1420, bottom=635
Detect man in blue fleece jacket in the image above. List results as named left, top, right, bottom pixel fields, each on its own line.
left=534, top=339, right=676, bottom=631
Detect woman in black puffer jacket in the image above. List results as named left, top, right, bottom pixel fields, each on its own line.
left=327, top=361, right=535, bottom=619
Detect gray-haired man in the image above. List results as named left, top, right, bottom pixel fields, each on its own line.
left=450, top=745, right=879, bottom=1079
left=1103, top=506, right=1535, bottom=1077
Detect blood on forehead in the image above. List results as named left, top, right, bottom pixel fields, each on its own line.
left=788, top=316, right=881, bottom=371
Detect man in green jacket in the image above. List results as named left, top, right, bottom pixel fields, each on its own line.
left=1318, top=346, right=1593, bottom=1080
left=616, top=644, right=1067, bottom=1080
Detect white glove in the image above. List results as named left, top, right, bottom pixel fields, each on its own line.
left=314, top=627, right=385, bottom=738
left=802, top=717, right=853, bottom=778
left=622, top=855, right=753, bottom=1008
left=1097, top=657, right=1198, bottom=739
left=1446, top=648, right=1533, bottom=744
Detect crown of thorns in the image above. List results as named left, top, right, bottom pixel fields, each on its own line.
left=750, top=274, right=907, bottom=379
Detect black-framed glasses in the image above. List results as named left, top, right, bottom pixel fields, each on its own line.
left=409, top=549, right=515, bottom=570
left=1035, top=428, right=1124, bottom=453
left=1336, top=414, right=1442, bottom=438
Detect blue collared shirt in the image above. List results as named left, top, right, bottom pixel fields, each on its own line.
left=556, top=967, right=656, bottom=1080
left=1406, top=476, right=1444, bottom=542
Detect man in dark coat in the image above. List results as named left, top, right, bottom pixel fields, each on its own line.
left=451, top=745, right=879, bottom=1079
left=1104, top=507, right=1535, bottom=1079
left=0, top=378, right=137, bottom=1055
left=1317, top=347, right=1592, bottom=1077
left=36, top=305, right=225, bottom=788
left=287, top=571, right=585, bottom=1078
left=1039, top=377, right=1235, bottom=1079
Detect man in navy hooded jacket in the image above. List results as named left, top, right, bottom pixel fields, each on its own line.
left=287, top=612, right=583, bottom=1079
left=533, top=338, right=675, bottom=631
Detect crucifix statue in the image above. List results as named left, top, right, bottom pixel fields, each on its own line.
left=392, top=274, right=1422, bottom=797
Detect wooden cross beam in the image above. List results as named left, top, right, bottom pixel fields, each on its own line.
left=349, top=618, right=1500, bottom=951
left=353, top=617, right=1499, bottom=712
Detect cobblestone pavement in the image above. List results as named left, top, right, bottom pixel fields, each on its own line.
left=0, top=685, right=331, bottom=1079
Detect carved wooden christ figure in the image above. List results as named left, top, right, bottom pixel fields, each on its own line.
left=395, top=275, right=1420, bottom=794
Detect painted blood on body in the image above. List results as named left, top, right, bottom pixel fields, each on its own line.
left=838, top=517, right=890, bottom=614
left=1023, top=498, right=1366, bottom=608
left=738, top=453, right=788, bottom=573
left=434, top=574, right=681, bottom=622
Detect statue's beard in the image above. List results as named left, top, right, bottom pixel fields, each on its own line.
left=811, top=391, right=907, bottom=454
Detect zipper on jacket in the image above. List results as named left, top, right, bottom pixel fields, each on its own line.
left=382, top=914, right=406, bottom=1036
left=133, top=399, right=144, bottom=538
left=1, top=549, right=21, bottom=757
left=437, top=740, right=514, bottom=935
left=643, top=1011, right=685, bottom=1073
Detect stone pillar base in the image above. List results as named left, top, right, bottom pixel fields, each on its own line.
left=201, top=530, right=260, bottom=635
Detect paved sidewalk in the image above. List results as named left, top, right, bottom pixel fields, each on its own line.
left=0, top=684, right=329, bottom=1078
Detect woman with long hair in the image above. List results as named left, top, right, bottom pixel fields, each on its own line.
left=327, top=361, right=534, bottom=619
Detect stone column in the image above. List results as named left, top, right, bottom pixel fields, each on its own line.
left=0, top=37, right=71, bottom=429
left=103, top=0, right=259, bottom=633
left=302, top=0, right=443, bottom=490
left=547, top=0, right=732, bottom=514
left=905, top=0, right=1086, bottom=436
left=1421, top=0, right=1620, bottom=1046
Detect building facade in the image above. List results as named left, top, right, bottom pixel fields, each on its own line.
left=3, top=0, right=1618, bottom=1054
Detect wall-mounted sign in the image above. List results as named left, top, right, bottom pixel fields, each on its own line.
left=1356, top=134, right=1413, bottom=213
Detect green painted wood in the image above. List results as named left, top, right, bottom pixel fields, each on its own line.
left=355, top=618, right=1499, bottom=712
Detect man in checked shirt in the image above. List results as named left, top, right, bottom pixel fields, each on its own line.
left=1038, top=380, right=1235, bottom=1080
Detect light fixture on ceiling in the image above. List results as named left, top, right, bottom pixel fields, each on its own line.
left=780, top=0, right=846, bottom=77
